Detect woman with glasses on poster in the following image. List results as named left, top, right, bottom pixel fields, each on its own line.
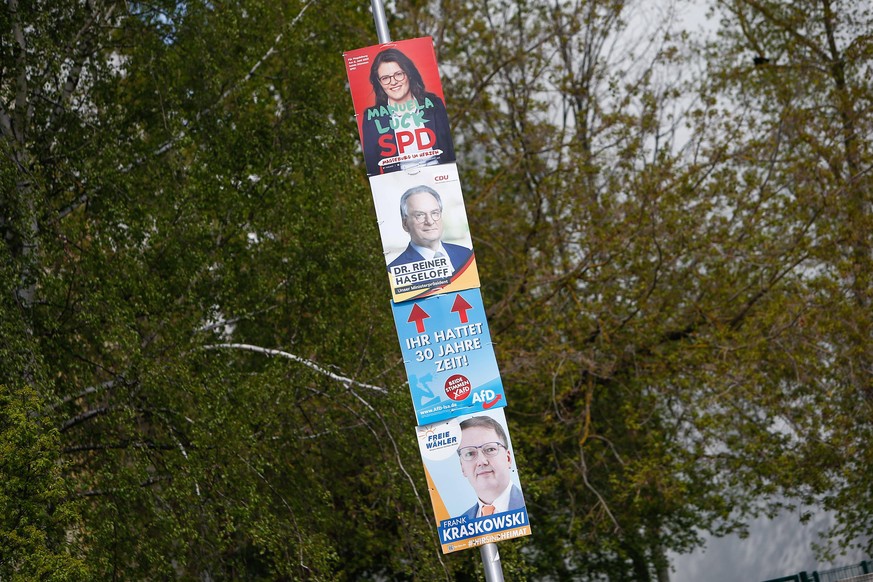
left=363, top=48, right=456, bottom=175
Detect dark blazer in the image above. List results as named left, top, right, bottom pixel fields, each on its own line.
left=459, top=484, right=525, bottom=522
left=387, top=242, right=472, bottom=274
left=362, top=92, right=455, bottom=175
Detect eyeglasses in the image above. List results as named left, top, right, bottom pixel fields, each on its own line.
left=378, top=71, right=407, bottom=85
left=457, top=442, right=506, bottom=462
left=408, top=210, right=442, bottom=223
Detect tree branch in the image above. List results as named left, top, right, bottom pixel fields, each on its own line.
left=60, top=406, right=112, bottom=432
left=53, top=379, right=118, bottom=409
left=733, top=0, right=829, bottom=61
left=126, top=0, right=316, bottom=170
left=202, top=343, right=388, bottom=393
left=346, top=386, right=450, bottom=580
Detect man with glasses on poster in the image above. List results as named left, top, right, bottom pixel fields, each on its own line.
left=456, top=416, right=526, bottom=520
left=387, top=185, right=473, bottom=283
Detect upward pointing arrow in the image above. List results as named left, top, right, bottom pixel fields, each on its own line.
left=451, top=294, right=473, bottom=324
left=408, top=304, right=430, bottom=333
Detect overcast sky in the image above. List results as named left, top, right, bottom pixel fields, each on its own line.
left=670, top=507, right=870, bottom=582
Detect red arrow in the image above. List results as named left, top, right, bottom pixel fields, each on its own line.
left=483, top=394, right=503, bottom=409
left=408, top=304, right=430, bottom=333
left=451, top=294, right=473, bottom=324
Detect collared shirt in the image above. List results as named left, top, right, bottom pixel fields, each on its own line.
left=476, top=482, right=514, bottom=517
left=409, top=241, right=455, bottom=276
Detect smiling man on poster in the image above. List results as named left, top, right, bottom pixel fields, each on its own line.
left=416, top=409, right=532, bottom=553
left=457, top=415, right=525, bottom=520
left=387, top=185, right=473, bottom=276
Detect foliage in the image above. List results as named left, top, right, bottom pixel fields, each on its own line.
left=394, top=0, right=872, bottom=578
left=704, top=0, right=873, bottom=559
left=1, top=0, right=449, bottom=579
left=0, top=252, right=88, bottom=580
left=1, top=0, right=871, bottom=580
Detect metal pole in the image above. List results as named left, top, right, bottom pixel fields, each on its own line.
left=364, top=3, right=505, bottom=579
left=370, top=0, right=391, bottom=43
left=480, top=543, right=505, bottom=582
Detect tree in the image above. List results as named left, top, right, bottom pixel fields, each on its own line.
left=3, top=0, right=870, bottom=579
left=391, top=0, right=872, bottom=577
left=1, top=1, right=454, bottom=578
left=0, top=257, right=87, bottom=580
left=702, top=0, right=873, bottom=558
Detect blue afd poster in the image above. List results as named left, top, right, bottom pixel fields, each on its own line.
left=391, top=288, right=506, bottom=425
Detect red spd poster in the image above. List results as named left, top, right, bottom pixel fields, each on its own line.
left=344, top=37, right=456, bottom=176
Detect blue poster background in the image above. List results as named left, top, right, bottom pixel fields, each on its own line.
left=392, top=289, right=507, bottom=425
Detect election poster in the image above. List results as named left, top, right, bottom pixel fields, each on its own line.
left=392, top=288, right=505, bottom=425
left=416, top=408, right=531, bottom=554
left=344, top=36, right=456, bottom=176
left=344, top=34, right=534, bottom=559
left=372, top=163, right=480, bottom=303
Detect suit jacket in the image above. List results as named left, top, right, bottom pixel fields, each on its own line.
left=387, top=241, right=472, bottom=275
left=459, top=484, right=525, bottom=522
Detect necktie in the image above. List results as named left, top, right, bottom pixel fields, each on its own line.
left=481, top=504, right=495, bottom=516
